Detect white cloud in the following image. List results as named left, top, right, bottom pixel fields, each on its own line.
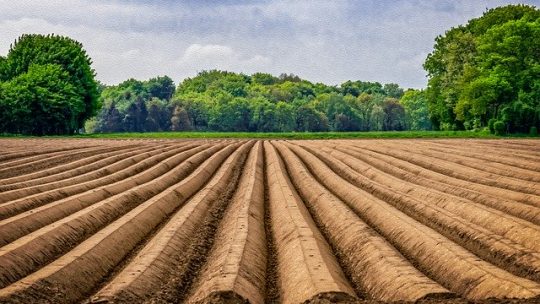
left=177, top=43, right=271, bottom=75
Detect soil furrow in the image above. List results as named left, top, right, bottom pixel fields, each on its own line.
left=343, top=143, right=540, bottom=208
left=0, top=138, right=537, bottom=304
left=273, top=141, right=453, bottom=302
left=301, top=142, right=540, bottom=251
left=88, top=141, right=250, bottom=303
left=352, top=141, right=540, bottom=196
left=0, top=145, right=127, bottom=179
left=0, top=143, right=201, bottom=220
left=263, top=141, right=357, bottom=304
left=186, top=141, right=267, bottom=304
left=427, top=139, right=540, bottom=156
left=286, top=142, right=540, bottom=300
left=0, top=144, right=152, bottom=189
left=295, top=142, right=540, bottom=283
left=0, top=143, right=226, bottom=288
left=419, top=141, right=540, bottom=172
left=403, top=143, right=540, bottom=183
left=0, top=145, right=165, bottom=199
left=328, top=143, right=540, bottom=226
left=0, top=145, right=112, bottom=169
left=0, top=142, right=98, bottom=164
left=263, top=142, right=280, bottom=304
left=0, top=142, right=242, bottom=303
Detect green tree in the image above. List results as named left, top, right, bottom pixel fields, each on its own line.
left=341, top=80, right=385, bottom=97
left=100, top=102, right=123, bottom=133
left=145, top=76, right=175, bottom=100
left=252, top=72, right=278, bottom=85
left=296, top=105, right=329, bottom=132
left=146, top=98, right=168, bottom=131
left=123, top=102, right=138, bottom=132
left=1, top=34, right=98, bottom=133
left=382, top=98, right=407, bottom=131
left=275, top=101, right=296, bottom=132
left=249, top=97, right=277, bottom=132
left=313, top=92, right=360, bottom=131
left=1, top=64, right=81, bottom=135
left=171, top=106, right=192, bottom=131
left=383, top=83, right=404, bottom=99
left=424, top=5, right=540, bottom=132
left=400, top=89, right=432, bottom=130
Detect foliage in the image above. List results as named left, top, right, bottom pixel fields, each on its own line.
left=170, top=106, right=192, bottom=131
left=382, top=98, right=406, bottom=131
left=89, top=69, right=416, bottom=133
left=400, top=89, right=432, bottom=130
left=94, top=76, right=176, bottom=133
left=168, top=70, right=413, bottom=133
left=1, top=64, right=81, bottom=135
left=424, top=5, right=540, bottom=133
left=0, top=34, right=98, bottom=135
left=494, top=121, right=506, bottom=135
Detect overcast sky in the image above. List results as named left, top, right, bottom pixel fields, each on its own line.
left=0, top=0, right=538, bottom=88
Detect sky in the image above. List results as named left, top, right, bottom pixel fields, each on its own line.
left=0, top=0, right=538, bottom=89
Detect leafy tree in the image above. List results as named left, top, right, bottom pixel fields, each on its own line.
left=146, top=99, right=168, bottom=131
left=296, top=105, right=329, bottom=132
left=313, top=93, right=360, bottom=131
left=341, top=80, right=384, bottom=97
left=249, top=97, right=277, bottom=132
left=100, top=102, right=123, bottom=133
left=171, top=106, right=192, bottom=131
left=145, top=76, right=175, bottom=100
left=424, top=5, right=540, bottom=132
left=383, top=83, right=404, bottom=99
left=275, top=101, right=296, bottom=132
left=123, top=102, right=138, bottom=132
left=252, top=72, right=278, bottom=85
left=400, top=89, right=432, bottom=130
left=494, top=121, right=506, bottom=135
left=1, top=64, right=81, bottom=135
left=0, top=34, right=98, bottom=134
left=208, top=96, right=251, bottom=131
left=382, top=98, right=407, bottom=131
left=278, top=73, right=301, bottom=83
left=2, top=34, right=98, bottom=131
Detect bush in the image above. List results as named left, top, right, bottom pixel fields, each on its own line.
left=530, top=126, right=538, bottom=136
left=493, top=121, right=506, bottom=136
left=488, top=118, right=497, bottom=133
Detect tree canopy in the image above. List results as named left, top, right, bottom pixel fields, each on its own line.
left=0, top=34, right=98, bottom=135
left=89, top=70, right=417, bottom=133
left=424, top=4, right=540, bottom=133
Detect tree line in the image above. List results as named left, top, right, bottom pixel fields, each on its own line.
left=86, top=70, right=431, bottom=133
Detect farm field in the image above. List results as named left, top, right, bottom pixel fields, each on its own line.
left=0, top=138, right=539, bottom=304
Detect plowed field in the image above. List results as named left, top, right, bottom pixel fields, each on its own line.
left=0, top=138, right=539, bottom=304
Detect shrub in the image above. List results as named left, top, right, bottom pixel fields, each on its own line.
left=488, top=118, right=497, bottom=133
left=493, top=121, right=506, bottom=136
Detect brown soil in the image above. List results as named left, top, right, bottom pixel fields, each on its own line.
left=0, top=138, right=538, bottom=304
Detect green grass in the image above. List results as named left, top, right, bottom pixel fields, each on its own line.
left=3, top=130, right=538, bottom=140
left=63, top=130, right=538, bottom=139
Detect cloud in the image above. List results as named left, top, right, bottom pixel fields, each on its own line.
left=177, top=43, right=272, bottom=75
left=0, top=0, right=538, bottom=88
